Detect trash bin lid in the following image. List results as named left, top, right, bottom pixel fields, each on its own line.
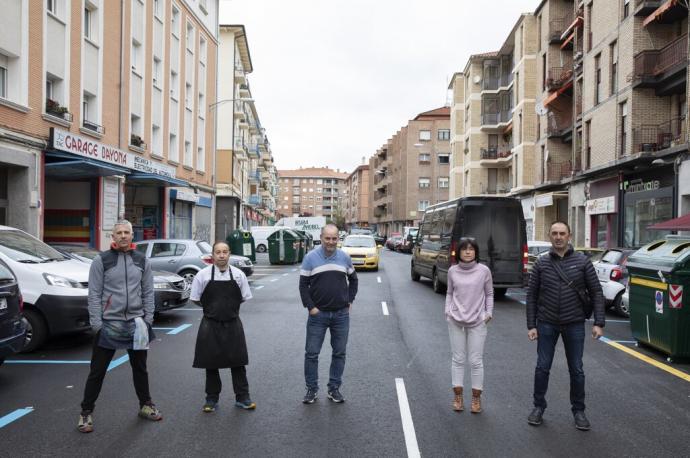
left=627, top=235, right=690, bottom=273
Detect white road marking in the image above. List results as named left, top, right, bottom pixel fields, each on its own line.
left=292, top=269, right=298, bottom=272
left=270, top=278, right=279, bottom=282
left=255, top=285, right=264, bottom=290
left=395, top=378, right=421, bottom=458
left=381, top=301, right=389, bottom=316
left=377, top=276, right=382, bottom=283
left=282, top=273, right=289, bottom=276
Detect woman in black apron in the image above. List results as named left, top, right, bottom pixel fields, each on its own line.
left=192, top=243, right=255, bottom=411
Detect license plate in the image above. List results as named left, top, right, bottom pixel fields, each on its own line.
left=0, top=298, right=6, bottom=310
left=352, top=259, right=364, bottom=265
left=181, top=290, right=190, bottom=300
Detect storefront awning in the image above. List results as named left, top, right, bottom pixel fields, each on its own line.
left=44, top=151, right=130, bottom=178
left=648, top=213, right=690, bottom=230
left=126, top=172, right=190, bottom=187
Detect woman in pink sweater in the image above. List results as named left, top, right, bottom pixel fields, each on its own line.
left=445, top=237, right=494, bottom=413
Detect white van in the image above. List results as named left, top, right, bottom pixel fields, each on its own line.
left=250, top=226, right=280, bottom=253
left=0, top=226, right=91, bottom=351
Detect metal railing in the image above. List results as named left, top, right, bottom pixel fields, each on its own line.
left=547, top=112, right=573, bottom=137
left=480, top=146, right=512, bottom=160
left=481, top=110, right=511, bottom=126
left=546, top=67, right=574, bottom=91
left=632, top=117, right=686, bottom=152
left=545, top=161, right=572, bottom=182
left=83, top=120, right=105, bottom=134
left=549, top=17, right=572, bottom=42
left=633, top=34, right=688, bottom=82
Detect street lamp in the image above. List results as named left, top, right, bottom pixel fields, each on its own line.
left=208, top=97, right=254, bottom=110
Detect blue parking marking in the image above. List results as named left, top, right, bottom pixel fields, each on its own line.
left=107, top=354, right=130, bottom=371
left=0, top=408, right=34, bottom=429
left=167, top=324, right=192, bottom=335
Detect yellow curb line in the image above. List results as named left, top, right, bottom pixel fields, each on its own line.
left=602, top=339, right=690, bottom=383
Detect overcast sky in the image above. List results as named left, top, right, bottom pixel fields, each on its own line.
left=219, top=0, right=537, bottom=174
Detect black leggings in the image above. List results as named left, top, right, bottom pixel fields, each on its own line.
left=81, top=343, right=151, bottom=412
left=205, top=367, right=249, bottom=402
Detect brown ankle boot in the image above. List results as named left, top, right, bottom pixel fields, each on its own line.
left=452, top=387, right=464, bottom=411
left=471, top=389, right=482, bottom=413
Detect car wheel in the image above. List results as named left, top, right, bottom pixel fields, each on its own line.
left=179, top=269, right=198, bottom=286
left=613, top=291, right=629, bottom=318
left=411, top=263, right=421, bottom=282
left=256, top=244, right=267, bottom=253
left=494, top=288, right=507, bottom=299
left=21, top=309, right=48, bottom=353
left=432, top=270, right=445, bottom=294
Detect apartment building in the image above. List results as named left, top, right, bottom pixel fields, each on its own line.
left=0, top=0, right=218, bottom=248
left=276, top=167, right=348, bottom=219
left=344, top=163, right=370, bottom=230
left=215, top=25, right=278, bottom=234
left=370, top=107, right=450, bottom=235
left=451, top=0, right=689, bottom=248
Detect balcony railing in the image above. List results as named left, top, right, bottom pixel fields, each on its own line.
left=248, top=195, right=261, bottom=206
left=547, top=112, right=573, bottom=137
left=481, top=110, right=512, bottom=126
left=545, top=161, right=572, bottom=182
left=480, top=147, right=512, bottom=160
left=45, top=99, right=73, bottom=122
left=633, top=117, right=687, bottom=153
left=549, top=17, right=572, bottom=42
left=83, top=120, right=105, bottom=134
left=634, top=0, right=664, bottom=16
left=633, top=34, right=688, bottom=83
left=546, top=67, right=574, bottom=91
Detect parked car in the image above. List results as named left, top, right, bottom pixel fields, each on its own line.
left=0, top=259, right=26, bottom=365
left=386, top=235, right=403, bottom=251
left=249, top=226, right=279, bottom=253
left=592, top=248, right=638, bottom=317
left=341, top=235, right=380, bottom=271
left=0, top=226, right=91, bottom=352
left=50, top=244, right=190, bottom=313
left=527, top=241, right=552, bottom=274
left=373, top=233, right=387, bottom=247
left=133, top=239, right=254, bottom=284
left=399, top=228, right=419, bottom=253
left=411, top=197, right=527, bottom=298
left=574, top=247, right=605, bottom=262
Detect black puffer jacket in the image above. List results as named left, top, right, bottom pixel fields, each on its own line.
left=526, top=246, right=605, bottom=329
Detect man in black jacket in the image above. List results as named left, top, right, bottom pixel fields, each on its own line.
left=526, top=221, right=604, bottom=431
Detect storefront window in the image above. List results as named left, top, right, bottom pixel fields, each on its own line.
left=624, top=195, right=672, bottom=247
left=171, top=200, right=192, bottom=239
left=595, top=214, right=618, bottom=249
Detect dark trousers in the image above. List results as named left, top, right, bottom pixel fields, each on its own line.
left=205, top=367, right=250, bottom=402
left=81, top=343, right=151, bottom=412
left=533, top=321, right=586, bottom=413
left=304, top=308, right=350, bottom=391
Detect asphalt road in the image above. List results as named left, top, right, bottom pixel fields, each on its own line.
left=1, top=250, right=689, bottom=457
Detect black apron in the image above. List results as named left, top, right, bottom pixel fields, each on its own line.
left=193, top=266, right=249, bottom=368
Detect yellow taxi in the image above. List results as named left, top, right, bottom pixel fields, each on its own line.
left=341, top=235, right=380, bottom=271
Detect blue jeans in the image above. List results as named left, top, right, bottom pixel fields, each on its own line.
left=304, top=308, right=350, bottom=391
left=533, top=321, right=586, bottom=413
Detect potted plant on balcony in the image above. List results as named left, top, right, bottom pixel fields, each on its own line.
left=130, top=134, right=144, bottom=148
left=46, top=98, right=69, bottom=116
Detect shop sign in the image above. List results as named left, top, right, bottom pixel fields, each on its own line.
left=586, top=196, right=615, bottom=215
left=174, top=190, right=200, bottom=203
left=623, top=179, right=660, bottom=194
left=535, top=193, right=553, bottom=208
left=51, top=128, right=177, bottom=178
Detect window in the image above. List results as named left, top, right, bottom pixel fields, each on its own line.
left=153, top=58, right=161, bottom=86
left=317, top=179, right=323, bottom=184
left=184, top=141, right=191, bottom=165
left=170, top=71, right=178, bottom=99
left=419, top=178, right=431, bottom=188
left=438, top=177, right=449, bottom=188
left=171, top=6, right=180, bottom=36
left=152, top=125, right=161, bottom=154
left=151, top=243, right=186, bottom=258
left=620, top=101, right=628, bottom=157
left=419, top=130, right=431, bottom=141
left=169, top=134, right=178, bottom=161
left=186, top=22, right=194, bottom=51
left=185, top=83, right=192, bottom=108
left=302, top=188, right=307, bottom=192
left=84, top=8, right=92, bottom=39
left=438, top=129, right=450, bottom=140
left=585, top=120, right=591, bottom=169
left=419, top=153, right=431, bottom=163
left=418, top=200, right=430, bottom=211
left=610, top=41, right=618, bottom=94
left=293, top=178, right=300, bottom=185
left=623, top=0, right=630, bottom=19
left=45, top=79, right=53, bottom=101
left=438, top=153, right=450, bottom=164
left=82, top=97, right=89, bottom=121
left=594, top=54, right=601, bottom=105
left=154, top=0, right=160, bottom=18
left=47, top=0, right=57, bottom=15
left=131, top=41, right=141, bottom=72
left=197, top=147, right=204, bottom=170
left=199, top=37, right=207, bottom=64
left=316, top=188, right=322, bottom=193
left=0, top=65, right=6, bottom=99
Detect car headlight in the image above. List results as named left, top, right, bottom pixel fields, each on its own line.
left=154, top=282, right=169, bottom=289
left=43, top=273, right=86, bottom=288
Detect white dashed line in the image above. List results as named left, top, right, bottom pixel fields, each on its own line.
left=381, top=301, right=389, bottom=316
left=254, top=285, right=264, bottom=290
left=270, top=278, right=279, bottom=282
left=282, top=273, right=289, bottom=276
left=377, top=276, right=382, bottom=283
left=292, top=268, right=298, bottom=272
left=395, top=378, right=420, bottom=458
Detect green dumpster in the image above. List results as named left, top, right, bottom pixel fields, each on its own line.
left=304, top=232, right=314, bottom=252
left=226, top=229, right=256, bottom=262
left=626, top=235, right=690, bottom=361
left=292, top=229, right=307, bottom=262
left=268, top=229, right=300, bottom=265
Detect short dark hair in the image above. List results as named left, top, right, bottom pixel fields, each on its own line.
left=455, top=237, right=480, bottom=262
left=550, top=220, right=571, bottom=234
left=212, top=240, right=230, bottom=252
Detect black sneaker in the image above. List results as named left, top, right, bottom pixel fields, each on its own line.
left=303, top=388, right=318, bottom=404
left=574, top=411, right=591, bottom=431
left=235, top=399, right=256, bottom=410
left=327, top=389, right=345, bottom=403
left=202, top=400, right=218, bottom=413
left=527, top=406, right=544, bottom=426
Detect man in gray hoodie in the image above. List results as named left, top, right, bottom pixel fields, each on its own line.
left=77, top=220, right=161, bottom=433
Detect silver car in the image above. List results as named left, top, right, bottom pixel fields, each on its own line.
left=133, top=239, right=254, bottom=284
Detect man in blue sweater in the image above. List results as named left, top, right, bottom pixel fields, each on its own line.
left=299, top=224, right=358, bottom=404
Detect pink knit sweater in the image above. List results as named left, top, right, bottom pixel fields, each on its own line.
left=445, top=261, right=494, bottom=327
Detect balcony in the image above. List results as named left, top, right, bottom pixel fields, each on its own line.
left=45, top=99, right=73, bottom=122
left=248, top=194, right=261, bottom=206
left=480, top=110, right=512, bottom=128
left=544, top=161, right=572, bottom=183
left=546, top=67, right=574, bottom=92
left=633, top=34, right=688, bottom=96
left=635, top=0, right=664, bottom=16
left=633, top=117, right=686, bottom=153
left=479, top=146, right=513, bottom=167
left=481, top=184, right=512, bottom=195
left=248, top=169, right=261, bottom=182
left=83, top=120, right=105, bottom=135
left=549, top=17, right=573, bottom=44
left=546, top=112, right=573, bottom=139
